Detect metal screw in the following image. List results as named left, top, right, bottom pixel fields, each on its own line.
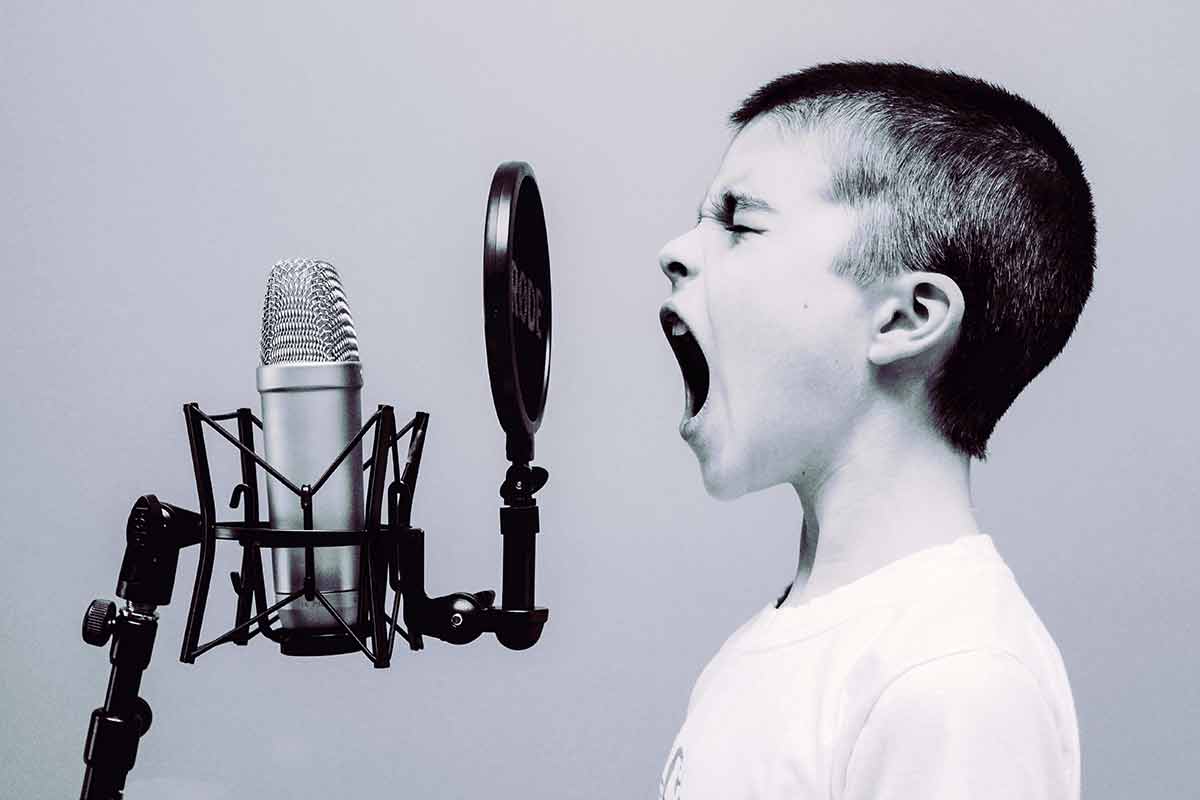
left=450, top=613, right=464, bottom=628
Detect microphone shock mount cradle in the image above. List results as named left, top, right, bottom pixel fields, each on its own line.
left=80, top=404, right=549, bottom=798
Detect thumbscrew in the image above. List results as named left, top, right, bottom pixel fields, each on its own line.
left=82, top=599, right=117, bottom=647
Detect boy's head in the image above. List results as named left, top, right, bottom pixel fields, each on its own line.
left=659, top=62, right=1095, bottom=499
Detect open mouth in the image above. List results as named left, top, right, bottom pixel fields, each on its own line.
left=660, top=307, right=710, bottom=418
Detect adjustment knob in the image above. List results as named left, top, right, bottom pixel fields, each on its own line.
left=82, top=599, right=117, bottom=647
left=131, top=695, right=153, bottom=735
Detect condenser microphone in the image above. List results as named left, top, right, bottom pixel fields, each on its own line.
left=257, top=258, right=364, bottom=632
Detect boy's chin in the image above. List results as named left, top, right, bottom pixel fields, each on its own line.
left=698, top=457, right=754, bottom=501
left=698, top=446, right=792, bottom=500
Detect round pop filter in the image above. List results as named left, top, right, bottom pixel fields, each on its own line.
left=483, top=162, right=551, bottom=464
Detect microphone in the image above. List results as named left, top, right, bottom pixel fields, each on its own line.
left=257, top=258, right=364, bottom=632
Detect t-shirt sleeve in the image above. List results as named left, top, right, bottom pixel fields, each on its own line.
left=842, top=650, right=1070, bottom=800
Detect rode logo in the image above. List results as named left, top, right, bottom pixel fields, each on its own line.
left=511, top=263, right=545, bottom=339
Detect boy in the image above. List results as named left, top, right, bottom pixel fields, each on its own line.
left=657, top=62, right=1093, bottom=799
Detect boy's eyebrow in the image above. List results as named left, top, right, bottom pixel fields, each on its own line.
left=696, top=188, right=778, bottom=222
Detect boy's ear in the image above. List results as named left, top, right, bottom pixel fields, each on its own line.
left=867, top=271, right=965, bottom=368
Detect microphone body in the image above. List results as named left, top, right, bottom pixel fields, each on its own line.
left=256, top=258, right=365, bottom=632
left=258, top=362, right=363, bottom=630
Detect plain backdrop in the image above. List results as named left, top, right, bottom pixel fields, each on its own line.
left=2, top=2, right=1196, bottom=798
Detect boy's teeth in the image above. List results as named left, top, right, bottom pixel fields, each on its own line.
left=671, top=320, right=688, bottom=337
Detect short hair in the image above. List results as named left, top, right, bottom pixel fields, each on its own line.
left=730, top=62, right=1096, bottom=459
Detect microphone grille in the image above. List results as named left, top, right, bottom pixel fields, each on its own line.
left=259, top=259, right=361, bottom=365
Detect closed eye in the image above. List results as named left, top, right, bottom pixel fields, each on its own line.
left=696, top=198, right=764, bottom=243
left=696, top=189, right=774, bottom=240
left=724, top=224, right=760, bottom=241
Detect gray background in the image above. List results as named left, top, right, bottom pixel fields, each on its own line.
left=2, top=1, right=1196, bottom=798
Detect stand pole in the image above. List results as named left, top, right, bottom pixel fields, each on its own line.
left=80, top=604, right=158, bottom=800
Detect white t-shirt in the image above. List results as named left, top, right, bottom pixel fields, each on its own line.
left=658, top=534, right=1079, bottom=799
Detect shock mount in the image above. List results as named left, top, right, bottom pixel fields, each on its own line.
left=78, top=403, right=549, bottom=799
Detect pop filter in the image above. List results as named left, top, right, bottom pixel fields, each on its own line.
left=484, top=162, right=551, bottom=464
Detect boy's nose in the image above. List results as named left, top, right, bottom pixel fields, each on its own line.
left=658, top=231, right=700, bottom=286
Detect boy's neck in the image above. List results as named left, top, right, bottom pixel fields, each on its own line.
left=780, top=416, right=980, bottom=609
